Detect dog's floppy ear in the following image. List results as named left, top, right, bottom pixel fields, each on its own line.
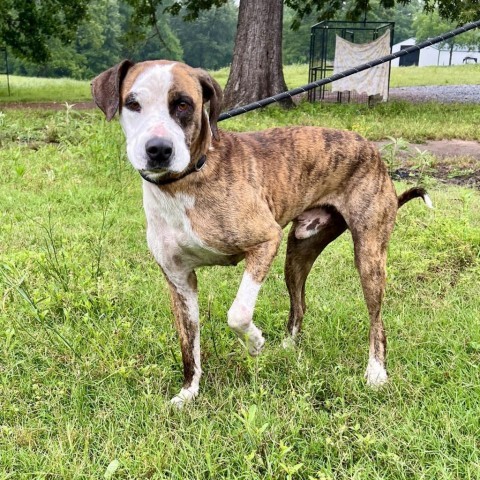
left=91, top=60, right=134, bottom=121
left=196, top=69, right=223, bottom=141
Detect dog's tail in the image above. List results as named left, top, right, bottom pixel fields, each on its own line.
left=397, top=187, right=433, bottom=209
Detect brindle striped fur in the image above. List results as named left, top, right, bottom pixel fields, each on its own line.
left=92, top=60, right=430, bottom=405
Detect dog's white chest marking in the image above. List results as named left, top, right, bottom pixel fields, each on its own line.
left=143, top=183, right=222, bottom=276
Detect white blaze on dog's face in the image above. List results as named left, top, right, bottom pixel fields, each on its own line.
left=120, top=63, right=191, bottom=177
left=91, top=60, right=221, bottom=185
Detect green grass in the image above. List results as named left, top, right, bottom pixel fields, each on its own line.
left=223, top=100, right=480, bottom=142
left=1, top=102, right=480, bottom=478
left=1, top=63, right=479, bottom=103
left=278, top=63, right=480, bottom=89
left=389, top=63, right=480, bottom=88
left=0, top=75, right=92, bottom=103
left=1, top=99, right=478, bottom=144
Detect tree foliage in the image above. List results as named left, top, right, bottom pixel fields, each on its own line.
left=422, top=0, right=479, bottom=24
left=7, top=0, right=236, bottom=78
left=285, top=0, right=479, bottom=27
left=170, top=3, right=237, bottom=69
left=0, top=0, right=90, bottom=62
left=162, top=0, right=480, bottom=30
left=282, top=0, right=422, bottom=65
left=3, top=0, right=479, bottom=79
left=414, top=10, right=480, bottom=49
left=9, top=0, right=127, bottom=78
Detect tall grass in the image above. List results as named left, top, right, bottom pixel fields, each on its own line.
left=224, top=101, right=480, bottom=142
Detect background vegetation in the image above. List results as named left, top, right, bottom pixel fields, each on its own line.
left=3, top=0, right=479, bottom=80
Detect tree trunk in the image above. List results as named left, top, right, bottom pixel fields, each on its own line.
left=223, top=0, right=293, bottom=110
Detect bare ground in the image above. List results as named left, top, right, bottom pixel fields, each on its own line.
left=0, top=101, right=96, bottom=110
left=375, top=139, right=480, bottom=189
left=375, top=139, right=480, bottom=161
left=389, top=84, right=480, bottom=104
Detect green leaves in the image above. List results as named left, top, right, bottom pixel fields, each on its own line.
left=0, top=0, right=90, bottom=62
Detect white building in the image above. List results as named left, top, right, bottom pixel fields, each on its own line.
left=391, top=37, right=480, bottom=67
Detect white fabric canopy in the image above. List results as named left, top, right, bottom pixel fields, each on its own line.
left=332, top=30, right=391, bottom=101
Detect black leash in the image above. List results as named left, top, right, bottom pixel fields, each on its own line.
left=218, top=20, right=480, bottom=122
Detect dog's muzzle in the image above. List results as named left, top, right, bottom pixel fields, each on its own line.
left=145, top=137, right=174, bottom=170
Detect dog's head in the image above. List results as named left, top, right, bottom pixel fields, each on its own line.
left=91, top=60, right=222, bottom=184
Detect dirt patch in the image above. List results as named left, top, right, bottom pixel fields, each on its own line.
left=375, top=139, right=480, bottom=160
left=375, top=139, right=480, bottom=189
left=0, top=101, right=95, bottom=110
left=389, top=85, right=480, bottom=104
left=393, top=164, right=480, bottom=189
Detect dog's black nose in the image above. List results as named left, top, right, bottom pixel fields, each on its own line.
left=145, top=137, right=173, bottom=167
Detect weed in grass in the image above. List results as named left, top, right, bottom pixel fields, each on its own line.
left=36, top=209, right=72, bottom=291
left=104, top=459, right=121, bottom=479
left=44, top=122, right=60, bottom=143
left=64, top=102, right=77, bottom=123
left=1, top=262, right=80, bottom=358
left=380, top=136, right=409, bottom=174
left=409, top=148, right=438, bottom=188
left=14, top=164, right=26, bottom=177
left=89, top=199, right=114, bottom=280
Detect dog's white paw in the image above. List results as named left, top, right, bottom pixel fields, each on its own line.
left=365, top=358, right=388, bottom=387
left=247, top=333, right=265, bottom=356
left=170, top=387, right=198, bottom=409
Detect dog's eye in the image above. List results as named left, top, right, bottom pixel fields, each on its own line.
left=125, top=99, right=141, bottom=112
left=176, top=101, right=189, bottom=113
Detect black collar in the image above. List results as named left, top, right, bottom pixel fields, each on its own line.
left=139, top=155, right=207, bottom=186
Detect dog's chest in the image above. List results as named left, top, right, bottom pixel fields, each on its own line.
left=143, top=184, right=224, bottom=272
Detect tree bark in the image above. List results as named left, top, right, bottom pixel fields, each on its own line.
left=223, top=0, right=293, bottom=110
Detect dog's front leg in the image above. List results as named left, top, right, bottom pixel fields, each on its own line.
left=164, top=271, right=201, bottom=407
left=228, top=228, right=283, bottom=355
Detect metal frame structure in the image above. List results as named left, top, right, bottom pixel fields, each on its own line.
left=308, top=20, right=394, bottom=103
left=218, top=20, right=480, bottom=121
left=1, top=47, right=11, bottom=96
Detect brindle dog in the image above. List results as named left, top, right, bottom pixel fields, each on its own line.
left=92, top=60, right=432, bottom=407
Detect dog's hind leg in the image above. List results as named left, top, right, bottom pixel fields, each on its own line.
left=352, top=223, right=394, bottom=388
left=284, top=208, right=347, bottom=344
left=228, top=226, right=283, bottom=356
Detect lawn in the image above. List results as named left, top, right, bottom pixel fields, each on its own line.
left=224, top=100, right=480, bottom=142
left=0, top=75, right=92, bottom=103
left=279, top=63, right=480, bottom=89
left=0, top=93, right=480, bottom=478
left=1, top=63, right=479, bottom=103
